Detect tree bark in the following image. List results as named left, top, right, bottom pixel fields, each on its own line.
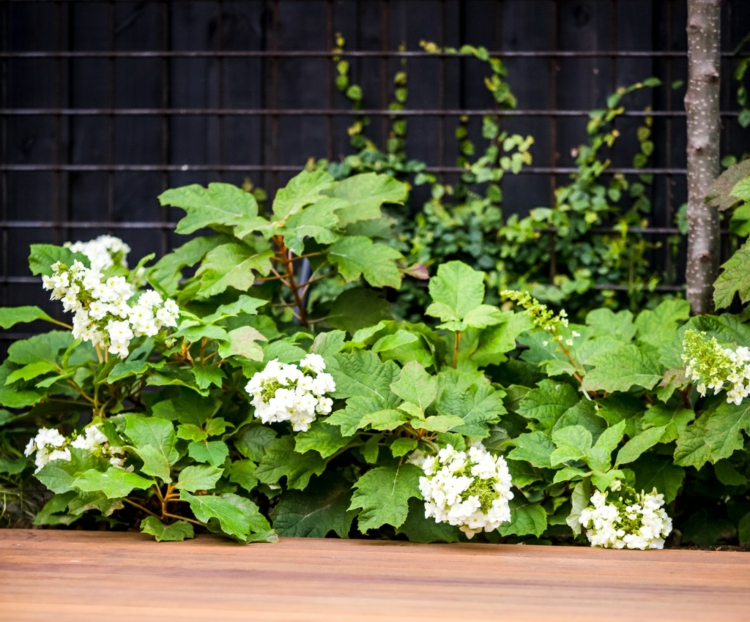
left=685, top=0, right=722, bottom=314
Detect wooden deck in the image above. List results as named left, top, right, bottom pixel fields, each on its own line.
left=1, top=530, right=749, bottom=621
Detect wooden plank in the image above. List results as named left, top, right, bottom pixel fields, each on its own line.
left=1, top=530, right=748, bottom=622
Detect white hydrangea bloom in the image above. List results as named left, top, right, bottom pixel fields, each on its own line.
left=682, top=329, right=750, bottom=405
left=245, top=357, right=336, bottom=432
left=579, top=480, right=672, bottom=550
left=65, top=234, right=130, bottom=272
left=42, top=244, right=179, bottom=358
left=25, top=424, right=126, bottom=472
left=411, top=443, right=514, bottom=539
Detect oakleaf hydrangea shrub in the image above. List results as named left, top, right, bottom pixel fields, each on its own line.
left=0, top=166, right=749, bottom=549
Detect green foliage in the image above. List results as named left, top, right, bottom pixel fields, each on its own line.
left=3, top=115, right=750, bottom=550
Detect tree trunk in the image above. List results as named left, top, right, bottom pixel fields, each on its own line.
left=685, top=0, right=722, bottom=314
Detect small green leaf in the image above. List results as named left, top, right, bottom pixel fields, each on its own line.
left=176, top=465, right=223, bottom=492
left=140, top=516, right=195, bottom=542
left=358, top=409, right=409, bottom=431
left=5, top=360, right=57, bottom=385
left=73, top=467, right=152, bottom=499
left=180, top=490, right=251, bottom=541
left=188, top=441, right=229, bottom=467
left=411, top=415, right=465, bottom=433
left=390, top=361, right=437, bottom=412
left=294, top=421, right=354, bottom=458
left=390, top=438, right=418, bottom=458
left=507, top=432, right=555, bottom=468
left=498, top=501, right=547, bottom=537
left=228, top=460, right=259, bottom=492
left=615, top=425, right=666, bottom=466
left=426, top=261, right=485, bottom=323
left=255, top=436, right=325, bottom=490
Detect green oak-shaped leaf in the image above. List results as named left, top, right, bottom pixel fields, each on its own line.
left=28, top=244, right=88, bottom=277
left=325, top=172, right=408, bottom=227
left=255, top=436, right=325, bottom=491
left=328, top=288, right=393, bottom=335
left=187, top=440, right=229, bottom=467
left=714, top=239, right=750, bottom=309
left=425, top=261, right=485, bottom=324
left=228, top=460, right=259, bottom=492
left=36, top=448, right=108, bottom=494
left=73, top=467, right=152, bottom=499
left=507, top=431, right=555, bottom=468
left=396, top=498, right=461, bottom=543
left=195, top=243, right=273, bottom=299
left=581, top=344, right=662, bottom=393
left=0, top=306, right=55, bottom=330
left=234, top=423, right=277, bottom=462
left=272, top=169, right=335, bottom=221
left=517, top=380, right=579, bottom=432
left=218, top=327, right=266, bottom=361
left=294, top=421, right=354, bottom=458
left=176, top=465, right=223, bottom=492
left=149, top=236, right=225, bottom=296
left=123, top=415, right=179, bottom=471
left=615, top=426, right=667, bottom=467
left=328, top=236, right=403, bottom=289
left=271, top=473, right=356, bottom=538
left=585, top=308, right=636, bottom=342
left=498, top=501, right=547, bottom=537
left=140, top=516, right=195, bottom=542
left=390, top=361, right=437, bottom=413
left=349, top=464, right=422, bottom=532
left=159, top=183, right=259, bottom=234
left=311, top=330, right=347, bottom=357
left=631, top=454, right=685, bottom=503
left=282, top=198, right=343, bottom=254
left=7, top=331, right=72, bottom=366
left=359, top=409, right=410, bottom=431
left=180, top=491, right=250, bottom=541
left=326, top=350, right=400, bottom=401
left=634, top=299, right=691, bottom=347
left=550, top=425, right=592, bottom=466
left=202, top=295, right=268, bottom=324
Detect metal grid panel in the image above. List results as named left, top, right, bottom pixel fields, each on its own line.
left=1, top=0, right=749, bottom=345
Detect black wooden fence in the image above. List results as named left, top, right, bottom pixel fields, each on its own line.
left=1, top=0, right=749, bottom=349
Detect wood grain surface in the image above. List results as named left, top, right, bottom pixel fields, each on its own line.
left=1, top=529, right=748, bottom=622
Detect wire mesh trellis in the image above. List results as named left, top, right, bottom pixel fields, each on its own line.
left=1, top=0, right=750, bottom=350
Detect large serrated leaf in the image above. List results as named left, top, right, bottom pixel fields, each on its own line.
left=349, top=464, right=422, bottom=532
left=159, top=183, right=259, bottom=234
left=328, top=236, right=403, bottom=289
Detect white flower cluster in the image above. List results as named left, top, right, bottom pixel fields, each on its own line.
left=579, top=480, right=672, bottom=550
left=24, top=425, right=126, bottom=472
left=65, top=234, right=130, bottom=272
left=42, top=258, right=179, bottom=358
left=683, top=329, right=750, bottom=405
left=411, top=444, right=513, bottom=539
left=245, top=354, right=336, bottom=432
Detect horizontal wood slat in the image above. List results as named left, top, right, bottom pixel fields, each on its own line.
left=1, top=529, right=748, bottom=622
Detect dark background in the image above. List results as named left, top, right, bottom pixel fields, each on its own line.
left=1, top=0, right=749, bottom=350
